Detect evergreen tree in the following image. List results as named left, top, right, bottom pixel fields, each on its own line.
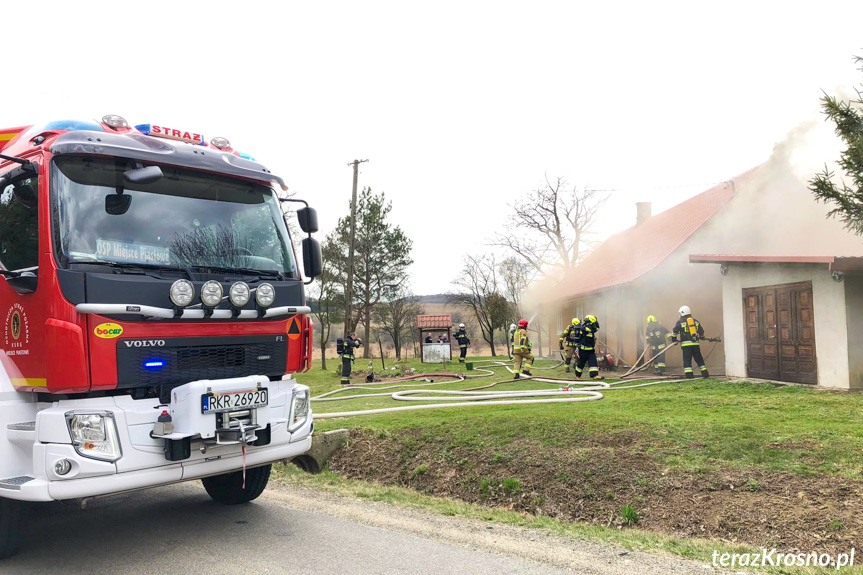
left=810, top=56, right=863, bottom=232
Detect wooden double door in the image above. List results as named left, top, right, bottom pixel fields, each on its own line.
left=743, top=281, right=817, bottom=384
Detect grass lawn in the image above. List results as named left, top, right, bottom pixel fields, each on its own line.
left=302, top=355, right=863, bottom=478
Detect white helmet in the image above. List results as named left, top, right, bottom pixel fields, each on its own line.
left=679, top=305, right=691, bottom=316
left=459, top=323, right=465, bottom=329
left=509, top=323, right=516, bottom=331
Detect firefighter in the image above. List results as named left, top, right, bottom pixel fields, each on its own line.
left=559, top=317, right=582, bottom=373
left=454, top=323, right=470, bottom=363
left=644, top=315, right=669, bottom=375
left=340, top=332, right=363, bottom=385
left=508, top=323, right=517, bottom=360
left=671, top=306, right=710, bottom=379
left=575, top=314, right=603, bottom=380
left=512, top=319, right=533, bottom=379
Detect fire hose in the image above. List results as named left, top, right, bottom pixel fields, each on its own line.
left=312, top=360, right=691, bottom=419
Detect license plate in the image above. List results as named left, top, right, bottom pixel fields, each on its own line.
left=202, top=388, right=268, bottom=413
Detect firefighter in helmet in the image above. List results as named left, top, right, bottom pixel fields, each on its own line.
left=340, top=332, right=363, bottom=385
left=670, top=306, right=709, bottom=379
left=559, top=317, right=582, bottom=373
left=508, top=323, right=517, bottom=360
left=575, top=315, right=603, bottom=380
left=645, top=315, right=669, bottom=375
left=454, top=323, right=470, bottom=363
left=512, top=319, right=533, bottom=379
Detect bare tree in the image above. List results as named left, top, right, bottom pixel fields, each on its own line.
left=309, top=239, right=345, bottom=370
left=492, top=176, right=608, bottom=279
left=449, top=254, right=509, bottom=356
left=374, top=284, right=424, bottom=360
left=498, top=256, right=533, bottom=317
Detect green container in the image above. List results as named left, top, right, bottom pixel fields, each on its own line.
left=466, top=362, right=474, bottom=370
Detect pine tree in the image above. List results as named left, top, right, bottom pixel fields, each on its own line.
left=809, top=56, right=863, bottom=233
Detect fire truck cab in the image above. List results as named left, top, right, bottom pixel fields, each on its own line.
left=0, top=115, right=322, bottom=557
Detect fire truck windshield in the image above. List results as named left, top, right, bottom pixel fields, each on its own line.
left=51, top=156, right=297, bottom=278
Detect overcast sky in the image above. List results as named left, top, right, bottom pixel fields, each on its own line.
left=3, top=0, right=862, bottom=294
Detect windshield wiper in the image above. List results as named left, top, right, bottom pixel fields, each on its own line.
left=70, top=260, right=194, bottom=279
left=188, top=265, right=287, bottom=280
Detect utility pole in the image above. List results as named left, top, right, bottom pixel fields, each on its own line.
left=344, top=159, right=368, bottom=338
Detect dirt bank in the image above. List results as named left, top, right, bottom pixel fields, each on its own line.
left=329, top=428, right=863, bottom=553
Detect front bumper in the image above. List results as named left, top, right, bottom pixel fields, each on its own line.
left=1, top=376, right=313, bottom=502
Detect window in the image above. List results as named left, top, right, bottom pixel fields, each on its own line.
left=0, top=173, right=39, bottom=272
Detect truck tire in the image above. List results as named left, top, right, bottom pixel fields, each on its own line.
left=0, top=498, right=22, bottom=559
left=201, top=464, right=271, bottom=505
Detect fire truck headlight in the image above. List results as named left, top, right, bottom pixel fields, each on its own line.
left=102, top=114, right=129, bottom=129
left=288, top=389, right=310, bottom=433
left=256, top=283, right=275, bottom=308
left=65, top=412, right=122, bottom=462
left=229, top=281, right=250, bottom=307
left=170, top=279, right=195, bottom=307
left=201, top=280, right=223, bottom=307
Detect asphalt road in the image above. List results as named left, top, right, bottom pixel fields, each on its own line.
left=0, top=483, right=570, bottom=575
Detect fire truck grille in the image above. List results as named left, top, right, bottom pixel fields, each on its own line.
left=116, top=335, right=288, bottom=388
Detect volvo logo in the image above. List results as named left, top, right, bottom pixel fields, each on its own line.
left=123, top=340, right=166, bottom=348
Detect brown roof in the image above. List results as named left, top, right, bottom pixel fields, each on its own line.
left=417, top=314, right=452, bottom=329
left=690, top=255, right=863, bottom=272
left=553, top=178, right=738, bottom=300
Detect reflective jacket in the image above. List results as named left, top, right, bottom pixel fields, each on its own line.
left=513, top=328, right=530, bottom=351
left=342, top=336, right=361, bottom=359
left=560, top=324, right=581, bottom=347
left=455, top=329, right=470, bottom=347
left=580, top=321, right=599, bottom=351
left=672, top=315, right=704, bottom=347
left=645, top=321, right=669, bottom=347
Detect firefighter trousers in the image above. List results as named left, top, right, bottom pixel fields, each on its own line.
left=340, top=355, right=354, bottom=384
left=513, top=349, right=534, bottom=373
left=563, top=345, right=578, bottom=372
left=575, top=348, right=599, bottom=378
left=681, top=345, right=709, bottom=378
left=459, top=345, right=467, bottom=362
left=650, top=343, right=666, bottom=372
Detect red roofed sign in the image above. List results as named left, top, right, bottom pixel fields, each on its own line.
left=417, top=315, right=452, bottom=329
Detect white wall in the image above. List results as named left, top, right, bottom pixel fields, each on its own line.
left=721, top=263, right=849, bottom=388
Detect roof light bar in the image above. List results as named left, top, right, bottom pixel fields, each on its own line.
left=102, top=115, right=129, bottom=129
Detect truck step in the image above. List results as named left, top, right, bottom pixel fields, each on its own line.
left=0, top=476, right=34, bottom=490
left=6, top=422, right=35, bottom=431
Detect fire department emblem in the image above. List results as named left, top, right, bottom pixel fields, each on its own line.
left=10, top=311, right=20, bottom=340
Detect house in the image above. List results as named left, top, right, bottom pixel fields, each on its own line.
left=691, top=255, right=863, bottom=388
left=550, top=158, right=863, bottom=376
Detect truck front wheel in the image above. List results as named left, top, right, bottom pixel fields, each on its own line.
left=201, top=464, right=271, bottom=505
left=0, top=498, right=22, bottom=559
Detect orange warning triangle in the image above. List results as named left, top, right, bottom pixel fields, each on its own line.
left=287, top=317, right=301, bottom=340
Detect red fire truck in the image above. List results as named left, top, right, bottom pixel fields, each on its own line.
left=0, top=115, right=322, bottom=557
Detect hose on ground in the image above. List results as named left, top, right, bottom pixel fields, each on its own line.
left=312, top=360, right=692, bottom=419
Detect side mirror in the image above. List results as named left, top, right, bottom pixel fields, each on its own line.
left=302, top=236, right=323, bottom=279
left=124, top=165, right=163, bottom=185
left=105, top=194, right=132, bottom=215
left=297, top=207, right=319, bottom=234
left=6, top=271, right=37, bottom=295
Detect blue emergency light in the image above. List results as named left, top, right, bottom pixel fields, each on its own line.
left=144, top=360, right=165, bottom=370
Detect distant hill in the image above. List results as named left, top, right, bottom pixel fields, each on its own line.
left=416, top=293, right=450, bottom=304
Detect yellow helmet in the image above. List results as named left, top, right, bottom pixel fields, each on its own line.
left=585, top=315, right=597, bottom=323
left=647, top=315, right=657, bottom=323
left=571, top=317, right=580, bottom=325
